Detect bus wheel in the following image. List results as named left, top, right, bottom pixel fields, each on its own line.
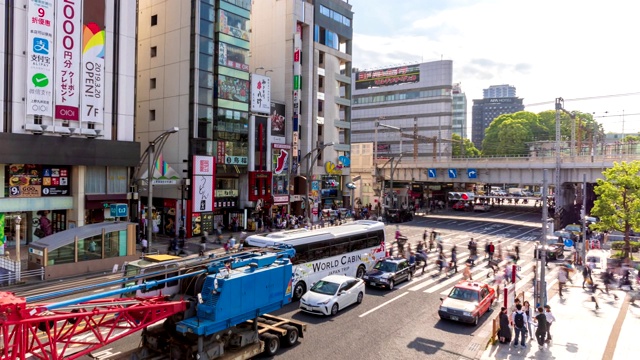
left=356, top=265, right=366, bottom=279
left=293, top=281, right=307, bottom=300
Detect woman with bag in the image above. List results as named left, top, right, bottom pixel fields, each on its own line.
left=498, top=307, right=512, bottom=344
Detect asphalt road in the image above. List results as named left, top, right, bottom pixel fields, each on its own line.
left=74, top=207, right=570, bottom=360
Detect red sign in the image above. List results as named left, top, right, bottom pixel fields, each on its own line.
left=216, top=141, right=226, bottom=164
left=312, top=208, right=319, bottom=215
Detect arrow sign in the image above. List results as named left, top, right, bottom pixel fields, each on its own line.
left=428, top=168, right=437, bottom=178
left=467, top=168, right=477, bottom=179
left=448, top=169, right=457, bottom=178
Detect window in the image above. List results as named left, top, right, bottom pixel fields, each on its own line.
left=150, top=46, right=157, bottom=57
left=151, top=14, right=158, bottom=26
left=85, top=166, right=107, bottom=194
left=318, top=100, right=323, bottom=113
left=318, top=77, right=324, bottom=89
left=319, top=53, right=324, bottom=64
left=150, top=109, right=156, bottom=121
left=150, top=78, right=156, bottom=89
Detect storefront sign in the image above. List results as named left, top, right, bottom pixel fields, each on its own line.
left=215, top=189, right=238, bottom=197
left=26, top=0, right=55, bottom=117
left=82, top=0, right=106, bottom=124
left=54, top=0, right=82, bottom=120
left=251, top=74, right=271, bottom=114
left=325, top=161, right=342, bottom=175
left=225, top=155, right=248, bottom=165
left=216, top=141, right=226, bottom=164
left=273, top=195, right=289, bottom=204
left=273, top=149, right=289, bottom=175
left=290, top=195, right=303, bottom=202
left=192, top=156, right=215, bottom=213
left=272, top=143, right=291, bottom=150
left=8, top=164, right=70, bottom=197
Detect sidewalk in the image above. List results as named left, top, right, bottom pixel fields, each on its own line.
left=478, top=284, right=637, bottom=359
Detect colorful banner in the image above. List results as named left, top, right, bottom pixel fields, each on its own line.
left=26, top=0, right=55, bottom=117
left=81, top=0, right=106, bottom=123
left=54, top=0, right=82, bottom=120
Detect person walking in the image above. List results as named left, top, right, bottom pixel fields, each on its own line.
left=463, top=263, right=472, bottom=280
left=522, top=301, right=534, bottom=341
left=544, top=305, right=556, bottom=341
left=423, top=229, right=428, bottom=244
left=450, top=245, right=458, bottom=273
left=199, top=234, right=207, bottom=256
left=140, top=237, right=148, bottom=254
left=488, top=242, right=495, bottom=262
left=511, top=303, right=528, bottom=349
left=178, top=226, right=186, bottom=250
left=582, top=266, right=593, bottom=289
left=533, top=307, right=548, bottom=350
left=557, top=265, right=568, bottom=298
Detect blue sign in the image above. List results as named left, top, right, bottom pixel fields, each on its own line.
left=448, top=169, right=457, bottom=178
left=110, top=204, right=128, bottom=218
left=467, top=168, right=477, bottom=179
left=428, top=169, right=437, bottom=178
left=311, top=181, right=320, bottom=191
left=338, top=155, right=351, bottom=167
left=564, top=239, right=574, bottom=248
left=33, top=38, right=49, bottom=55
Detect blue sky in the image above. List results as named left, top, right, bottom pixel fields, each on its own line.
left=349, top=0, right=640, bottom=134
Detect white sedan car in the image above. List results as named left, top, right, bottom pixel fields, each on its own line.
left=299, top=275, right=365, bottom=316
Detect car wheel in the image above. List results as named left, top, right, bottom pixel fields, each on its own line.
left=388, top=280, right=395, bottom=290
left=356, top=265, right=366, bottom=279
left=357, top=291, right=364, bottom=304
left=407, top=272, right=413, bottom=282
left=331, top=303, right=339, bottom=316
left=293, top=282, right=306, bottom=301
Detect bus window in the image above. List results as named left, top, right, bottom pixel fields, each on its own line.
left=143, top=268, right=166, bottom=292
left=331, top=241, right=349, bottom=256
left=366, top=235, right=379, bottom=248
left=350, top=239, right=367, bottom=251
left=375, top=230, right=385, bottom=243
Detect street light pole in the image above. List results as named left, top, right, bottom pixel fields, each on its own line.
left=143, top=128, right=179, bottom=252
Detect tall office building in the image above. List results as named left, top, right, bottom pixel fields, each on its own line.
left=1, top=0, right=139, bottom=244
left=452, top=83, right=467, bottom=139
left=483, top=84, right=516, bottom=98
left=351, top=60, right=454, bottom=160
left=471, top=84, right=524, bottom=148
left=251, top=0, right=353, bottom=218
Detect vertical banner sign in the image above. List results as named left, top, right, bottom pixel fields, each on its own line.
left=26, top=0, right=55, bottom=117
left=292, top=23, right=302, bottom=173
left=192, top=156, right=215, bottom=213
left=0, top=213, right=5, bottom=254
left=81, top=0, right=106, bottom=123
left=55, top=0, right=82, bottom=121
left=250, top=74, right=271, bottom=114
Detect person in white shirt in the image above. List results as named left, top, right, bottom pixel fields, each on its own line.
left=544, top=305, right=556, bottom=341
left=140, top=238, right=148, bottom=254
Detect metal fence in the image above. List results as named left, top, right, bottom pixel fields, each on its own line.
left=0, top=256, right=44, bottom=286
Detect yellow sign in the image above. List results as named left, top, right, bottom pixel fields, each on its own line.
left=325, top=161, right=342, bottom=175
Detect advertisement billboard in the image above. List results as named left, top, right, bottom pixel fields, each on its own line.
left=218, top=42, right=250, bottom=71
left=81, top=0, right=106, bottom=124
left=218, top=75, right=249, bottom=102
left=54, top=0, right=82, bottom=121
left=192, top=156, right=215, bottom=212
left=355, top=65, right=420, bottom=90
left=26, top=0, right=55, bottom=117
left=251, top=74, right=271, bottom=114
left=270, top=102, right=285, bottom=141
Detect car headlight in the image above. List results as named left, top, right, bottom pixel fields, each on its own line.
left=463, top=311, right=472, bottom=317
left=318, top=299, right=331, bottom=305
left=379, top=278, right=388, bottom=283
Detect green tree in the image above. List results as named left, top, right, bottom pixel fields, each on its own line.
left=451, top=133, right=480, bottom=157
left=591, top=161, right=640, bottom=259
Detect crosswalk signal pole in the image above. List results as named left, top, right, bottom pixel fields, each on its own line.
left=537, top=169, right=549, bottom=307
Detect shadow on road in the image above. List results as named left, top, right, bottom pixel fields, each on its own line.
left=407, top=337, right=474, bottom=359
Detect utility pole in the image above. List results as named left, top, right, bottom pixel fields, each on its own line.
left=554, top=98, right=562, bottom=228
left=581, top=173, right=587, bottom=265
left=536, top=169, right=549, bottom=307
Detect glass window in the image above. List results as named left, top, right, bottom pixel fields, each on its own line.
left=48, top=243, right=75, bottom=265
left=200, top=37, right=214, bottom=55
left=218, top=42, right=250, bottom=71
left=105, top=231, right=125, bottom=258
left=218, top=9, right=250, bottom=41
left=85, top=166, right=106, bottom=194
left=320, top=5, right=330, bottom=17
left=79, top=234, right=103, bottom=261
left=200, top=2, right=215, bottom=21
left=107, top=167, right=127, bottom=194
left=200, top=19, right=214, bottom=37
left=199, top=53, right=214, bottom=72
left=198, top=87, right=214, bottom=106
left=199, top=70, right=214, bottom=89
left=343, top=17, right=351, bottom=27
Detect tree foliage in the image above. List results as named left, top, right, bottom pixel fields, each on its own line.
left=451, top=133, right=480, bottom=157
left=481, top=110, right=603, bottom=156
left=591, top=161, right=640, bottom=258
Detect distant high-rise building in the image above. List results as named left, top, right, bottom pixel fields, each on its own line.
left=471, top=96, right=524, bottom=149
left=483, top=84, right=516, bottom=99
left=452, top=83, right=467, bottom=139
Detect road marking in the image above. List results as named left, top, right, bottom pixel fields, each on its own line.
left=439, top=262, right=537, bottom=295
left=425, top=267, right=491, bottom=294
left=359, top=292, right=409, bottom=318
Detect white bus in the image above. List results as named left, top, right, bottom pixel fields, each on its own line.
left=246, top=220, right=386, bottom=300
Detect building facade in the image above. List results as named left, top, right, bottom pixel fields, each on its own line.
left=0, top=0, right=139, bottom=250
left=483, top=84, right=516, bottom=99
left=452, top=83, right=467, bottom=139
left=471, top=97, right=525, bottom=149
left=351, top=60, right=454, bottom=160
left=251, top=0, right=353, bottom=220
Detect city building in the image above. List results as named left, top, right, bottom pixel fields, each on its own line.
left=0, top=1, right=138, bottom=247
left=471, top=85, right=524, bottom=149
left=351, top=60, right=454, bottom=160
left=251, top=0, right=353, bottom=220
left=483, top=84, right=516, bottom=99
left=452, top=83, right=468, bottom=139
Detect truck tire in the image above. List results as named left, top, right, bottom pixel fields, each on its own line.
left=281, top=325, right=299, bottom=347
left=293, top=281, right=307, bottom=301
left=262, top=333, right=280, bottom=356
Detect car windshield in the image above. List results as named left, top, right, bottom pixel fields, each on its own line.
left=373, top=261, right=397, bottom=272
left=310, top=280, right=340, bottom=295
left=448, top=287, right=480, bottom=302
left=565, top=225, right=581, bottom=232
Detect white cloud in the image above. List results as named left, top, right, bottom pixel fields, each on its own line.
left=350, top=0, right=640, bottom=133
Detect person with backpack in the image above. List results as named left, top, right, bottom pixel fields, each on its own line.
left=582, top=265, right=593, bottom=289
left=511, top=304, right=528, bottom=348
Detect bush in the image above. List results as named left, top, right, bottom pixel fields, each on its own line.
left=610, top=251, right=639, bottom=260
left=610, top=241, right=640, bottom=252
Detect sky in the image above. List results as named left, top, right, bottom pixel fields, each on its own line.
left=348, top=0, right=640, bottom=134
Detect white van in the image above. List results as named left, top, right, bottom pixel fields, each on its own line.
left=585, top=249, right=609, bottom=275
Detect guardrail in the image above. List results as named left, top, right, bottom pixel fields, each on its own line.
left=0, top=268, right=45, bottom=286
